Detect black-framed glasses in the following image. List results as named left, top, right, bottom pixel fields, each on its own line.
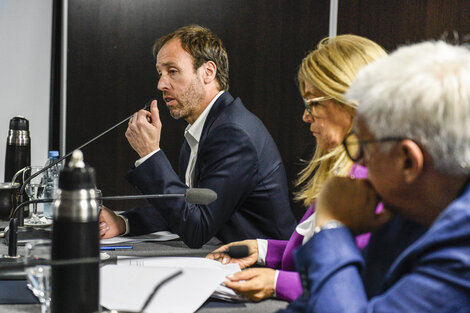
left=303, top=96, right=332, bottom=115
left=342, top=132, right=406, bottom=162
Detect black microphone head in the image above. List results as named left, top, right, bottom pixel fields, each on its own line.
left=227, top=245, right=249, bottom=259
left=184, top=188, right=217, bottom=205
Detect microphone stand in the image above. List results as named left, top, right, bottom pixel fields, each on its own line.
left=15, top=99, right=154, bottom=226
left=4, top=99, right=154, bottom=259
left=5, top=188, right=216, bottom=252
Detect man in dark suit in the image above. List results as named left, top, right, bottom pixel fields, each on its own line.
left=100, top=25, right=296, bottom=248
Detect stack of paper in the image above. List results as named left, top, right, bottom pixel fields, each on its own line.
left=100, top=257, right=243, bottom=313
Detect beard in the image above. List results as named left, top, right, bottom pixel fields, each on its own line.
left=167, top=77, right=205, bottom=121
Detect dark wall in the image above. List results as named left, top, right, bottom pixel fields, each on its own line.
left=66, top=0, right=329, bottom=219
left=64, top=0, right=470, bottom=220
left=338, top=0, right=470, bottom=51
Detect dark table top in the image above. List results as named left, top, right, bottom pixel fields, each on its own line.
left=0, top=226, right=288, bottom=313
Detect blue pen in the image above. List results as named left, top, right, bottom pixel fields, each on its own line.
left=100, top=245, right=133, bottom=251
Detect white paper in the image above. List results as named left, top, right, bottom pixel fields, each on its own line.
left=117, top=256, right=239, bottom=272
left=118, top=257, right=246, bottom=302
left=101, top=257, right=242, bottom=313
left=100, top=231, right=179, bottom=245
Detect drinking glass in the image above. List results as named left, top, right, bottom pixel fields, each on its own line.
left=95, top=189, right=103, bottom=216
left=23, top=166, right=48, bottom=226
left=24, top=240, right=52, bottom=313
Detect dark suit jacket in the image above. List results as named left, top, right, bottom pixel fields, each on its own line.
left=281, top=182, right=470, bottom=313
left=122, top=92, right=296, bottom=248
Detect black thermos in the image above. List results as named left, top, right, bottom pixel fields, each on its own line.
left=51, top=150, right=100, bottom=313
left=4, top=116, right=31, bottom=182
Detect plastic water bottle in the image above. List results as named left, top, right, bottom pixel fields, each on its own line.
left=43, top=150, right=61, bottom=218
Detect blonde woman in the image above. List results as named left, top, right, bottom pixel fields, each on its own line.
left=208, top=35, right=387, bottom=302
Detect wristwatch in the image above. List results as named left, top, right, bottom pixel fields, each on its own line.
left=314, top=220, right=345, bottom=234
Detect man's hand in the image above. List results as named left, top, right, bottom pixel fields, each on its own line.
left=315, top=176, right=392, bottom=234
left=206, top=239, right=258, bottom=269
left=99, top=206, right=126, bottom=239
left=224, top=268, right=276, bottom=302
left=125, top=100, right=162, bottom=157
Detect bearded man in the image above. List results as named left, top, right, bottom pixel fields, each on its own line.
left=99, top=25, right=296, bottom=248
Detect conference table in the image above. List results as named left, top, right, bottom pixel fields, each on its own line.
left=0, top=227, right=288, bottom=313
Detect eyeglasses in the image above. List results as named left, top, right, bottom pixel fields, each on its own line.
left=342, top=132, right=406, bottom=162
left=303, top=96, right=332, bottom=115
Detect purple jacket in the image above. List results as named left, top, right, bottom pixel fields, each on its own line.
left=265, top=164, right=371, bottom=302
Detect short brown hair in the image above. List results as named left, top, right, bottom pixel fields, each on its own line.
left=153, top=25, right=229, bottom=91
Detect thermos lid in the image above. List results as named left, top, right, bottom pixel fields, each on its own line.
left=9, top=116, right=29, bottom=131
left=59, top=150, right=96, bottom=190
left=48, top=150, right=60, bottom=158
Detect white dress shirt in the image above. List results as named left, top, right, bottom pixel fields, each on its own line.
left=183, top=91, right=224, bottom=187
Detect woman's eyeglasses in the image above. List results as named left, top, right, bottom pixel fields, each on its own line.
left=303, top=96, right=332, bottom=115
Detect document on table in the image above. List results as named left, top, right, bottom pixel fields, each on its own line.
left=101, top=257, right=243, bottom=313
left=100, top=231, right=179, bottom=245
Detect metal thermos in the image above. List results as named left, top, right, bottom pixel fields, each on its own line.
left=51, top=150, right=99, bottom=313
left=4, top=116, right=31, bottom=182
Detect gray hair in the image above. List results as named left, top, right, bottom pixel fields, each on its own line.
left=346, top=41, right=470, bottom=175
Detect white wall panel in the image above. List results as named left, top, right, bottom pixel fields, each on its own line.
left=0, top=0, right=52, bottom=180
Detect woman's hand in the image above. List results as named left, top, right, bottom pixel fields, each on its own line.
left=224, top=268, right=276, bottom=302
left=206, top=239, right=259, bottom=269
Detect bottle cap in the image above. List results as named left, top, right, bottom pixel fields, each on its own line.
left=48, top=150, right=60, bottom=158
left=9, top=116, right=29, bottom=131
left=59, top=150, right=96, bottom=190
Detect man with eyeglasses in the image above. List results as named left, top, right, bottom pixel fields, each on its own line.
left=281, top=41, right=470, bottom=312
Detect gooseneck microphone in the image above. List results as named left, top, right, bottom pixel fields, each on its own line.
left=11, top=187, right=218, bottom=217
left=5, top=187, right=218, bottom=258
left=15, top=99, right=154, bottom=226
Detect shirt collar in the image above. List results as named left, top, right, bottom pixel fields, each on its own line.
left=184, top=91, right=224, bottom=146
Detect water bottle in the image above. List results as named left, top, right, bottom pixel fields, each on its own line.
left=43, top=151, right=61, bottom=219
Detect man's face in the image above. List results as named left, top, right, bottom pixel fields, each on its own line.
left=355, top=118, right=405, bottom=213
left=156, top=38, right=205, bottom=123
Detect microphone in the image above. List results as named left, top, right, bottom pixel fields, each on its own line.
left=4, top=188, right=218, bottom=247
left=10, top=187, right=218, bottom=217
left=185, top=188, right=217, bottom=205
left=14, top=99, right=155, bottom=226
left=224, top=245, right=249, bottom=258
left=98, top=187, right=217, bottom=205
left=209, top=245, right=250, bottom=259
left=6, top=99, right=153, bottom=260
left=140, top=270, right=183, bottom=312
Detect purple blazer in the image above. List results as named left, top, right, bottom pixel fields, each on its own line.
left=265, top=164, right=371, bottom=302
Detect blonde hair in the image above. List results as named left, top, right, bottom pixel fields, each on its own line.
left=296, top=34, right=387, bottom=207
